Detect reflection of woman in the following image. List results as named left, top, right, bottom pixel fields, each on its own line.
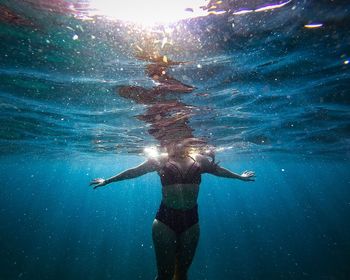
left=90, top=139, right=255, bottom=280
left=117, top=53, right=197, bottom=147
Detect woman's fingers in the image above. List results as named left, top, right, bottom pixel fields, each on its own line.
left=90, top=178, right=106, bottom=189
left=90, top=178, right=104, bottom=187
left=244, top=171, right=255, bottom=176
left=89, top=178, right=104, bottom=186
left=241, top=171, right=256, bottom=181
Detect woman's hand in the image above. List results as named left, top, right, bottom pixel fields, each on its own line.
left=89, top=178, right=107, bottom=189
left=239, top=171, right=255, bottom=181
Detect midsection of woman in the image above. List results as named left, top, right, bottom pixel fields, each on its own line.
left=157, top=155, right=202, bottom=210
left=161, top=183, right=199, bottom=209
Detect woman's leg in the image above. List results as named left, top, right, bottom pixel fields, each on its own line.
left=175, top=223, right=200, bottom=280
left=152, top=219, right=178, bottom=280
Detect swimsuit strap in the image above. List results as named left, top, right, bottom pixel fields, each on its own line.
left=167, top=156, right=197, bottom=180
left=183, top=156, right=197, bottom=179
left=167, top=160, right=184, bottom=178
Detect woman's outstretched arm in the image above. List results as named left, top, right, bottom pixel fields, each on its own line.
left=199, top=155, right=255, bottom=181
left=90, top=159, right=158, bottom=189
left=211, top=166, right=255, bottom=181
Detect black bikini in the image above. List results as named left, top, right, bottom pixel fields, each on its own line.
left=155, top=156, right=213, bottom=235
left=159, top=156, right=202, bottom=186
left=155, top=202, right=199, bottom=235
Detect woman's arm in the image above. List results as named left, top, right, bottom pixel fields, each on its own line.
left=212, top=166, right=255, bottom=181
left=198, top=155, right=255, bottom=181
left=90, top=159, right=159, bottom=189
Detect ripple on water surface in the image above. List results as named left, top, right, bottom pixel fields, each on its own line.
left=0, top=0, right=349, bottom=160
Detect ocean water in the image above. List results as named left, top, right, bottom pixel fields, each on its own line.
left=0, top=0, right=350, bottom=279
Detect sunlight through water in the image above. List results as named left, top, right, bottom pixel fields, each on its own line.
left=88, top=0, right=209, bottom=25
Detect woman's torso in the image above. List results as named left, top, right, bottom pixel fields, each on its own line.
left=157, top=155, right=202, bottom=210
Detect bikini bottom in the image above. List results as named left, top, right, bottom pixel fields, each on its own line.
left=155, top=202, right=199, bottom=235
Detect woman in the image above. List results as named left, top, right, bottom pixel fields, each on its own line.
left=90, top=139, right=255, bottom=280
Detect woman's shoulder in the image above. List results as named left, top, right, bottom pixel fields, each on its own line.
left=193, top=153, right=218, bottom=173
left=193, top=153, right=211, bottom=166
left=146, top=154, right=168, bottom=168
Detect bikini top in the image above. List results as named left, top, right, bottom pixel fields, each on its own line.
left=158, top=156, right=202, bottom=186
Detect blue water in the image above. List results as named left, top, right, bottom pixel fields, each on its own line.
left=0, top=0, right=350, bottom=279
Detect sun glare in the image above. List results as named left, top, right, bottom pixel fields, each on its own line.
left=88, top=0, right=209, bottom=26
